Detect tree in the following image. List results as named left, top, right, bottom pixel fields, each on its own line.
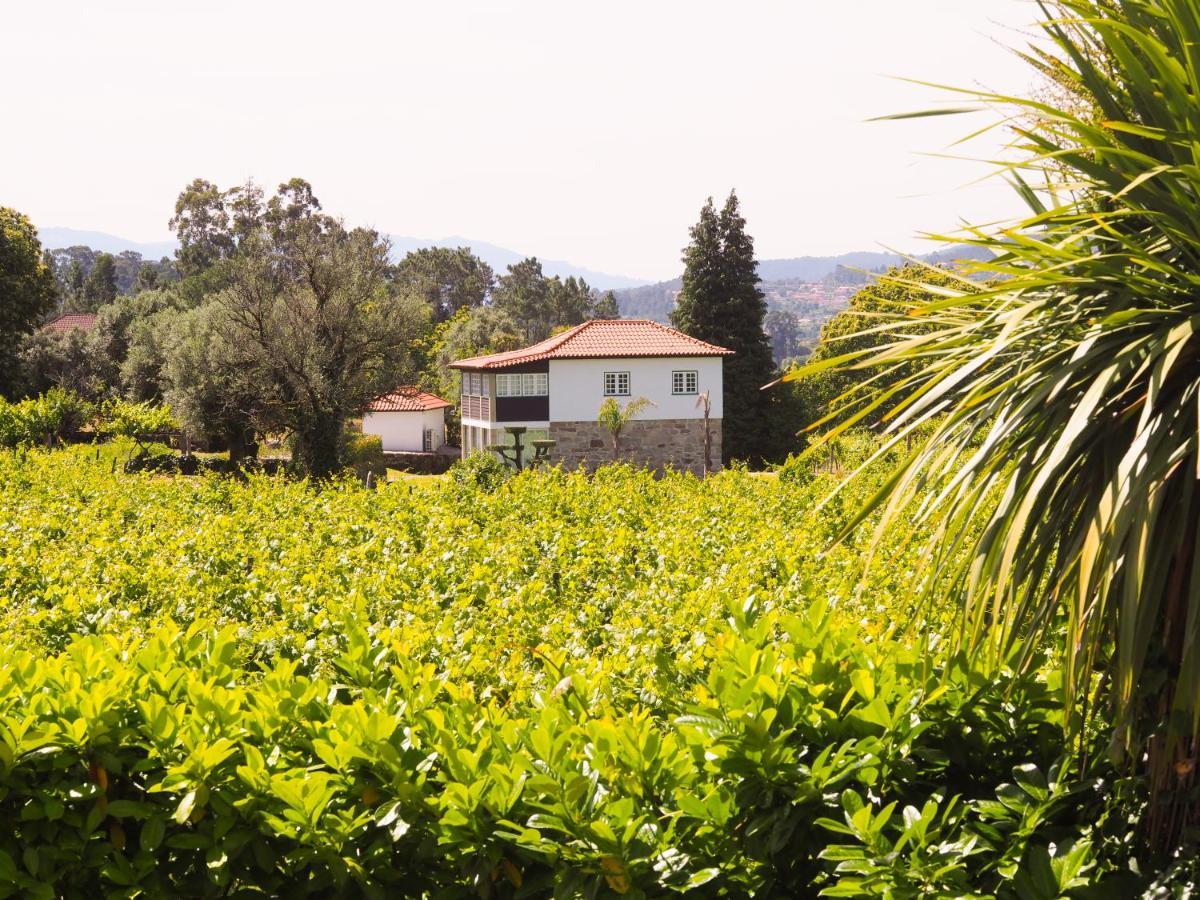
left=764, top=309, right=803, bottom=365
left=169, top=177, right=326, bottom=277
left=393, top=246, right=494, bottom=322
left=597, top=396, right=653, bottom=462
left=494, top=258, right=619, bottom=343
left=671, top=192, right=775, bottom=464
left=804, top=264, right=973, bottom=430
left=83, top=253, right=118, bottom=307
left=493, top=257, right=552, bottom=342
left=789, top=0, right=1200, bottom=852
left=161, top=304, right=261, bottom=461
left=0, top=208, right=58, bottom=398
left=215, top=221, right=428, bottom=477
left=169, top=178, right=236, bottom=276
left=18, top=328, right=107, bottom=399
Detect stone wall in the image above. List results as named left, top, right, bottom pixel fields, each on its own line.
left=548, top=419, right=722, bottom=475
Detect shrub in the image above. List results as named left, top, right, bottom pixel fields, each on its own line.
left=450, top=450, right=510, bottom=492
left=341, top=432, right=385, bottom=483
left=0, top=388, right=94, bottom=448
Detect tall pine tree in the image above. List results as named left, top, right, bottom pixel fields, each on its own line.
left=672, top=191, right=775, bottom=464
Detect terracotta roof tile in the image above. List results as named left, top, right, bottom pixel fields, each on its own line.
left=364, top=386, right=452, bottom=413
left=450, top=319, right=732, bottom=370
left=43, top=313, right=98, bottom=333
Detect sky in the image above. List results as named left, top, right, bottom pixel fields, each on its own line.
left=4, top=0, right=1044, bottom=282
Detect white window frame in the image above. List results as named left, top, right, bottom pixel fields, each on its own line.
left=496, top=372, right=548, bottom=397
left=604, top=371, right=630, bottom=397
left=671, top=370, right=698, bottom=395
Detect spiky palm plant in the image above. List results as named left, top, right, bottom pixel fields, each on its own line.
left=791, top=0, right=1200, bottom=847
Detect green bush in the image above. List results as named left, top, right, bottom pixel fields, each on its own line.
left=0, top=448, right=1162, bottom=893
left=0, top=604, right=1130, bottom=897
left=0, top=388, right=94, bottom=449
left=342, top=432, right=385, bottom=483
left=450, top=450, right=511, bottom=492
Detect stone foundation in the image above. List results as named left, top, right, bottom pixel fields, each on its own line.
left=548, top=419, right=722, bottom=475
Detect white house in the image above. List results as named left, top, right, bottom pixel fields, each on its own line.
left=450, top=319, right=730, bottom=473
left=362, top=387, right=451, bottom=453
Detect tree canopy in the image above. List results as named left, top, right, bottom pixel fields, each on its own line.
left=0, top=208, right=58, bottom=397
left=672, top=191, right=776, bottom=464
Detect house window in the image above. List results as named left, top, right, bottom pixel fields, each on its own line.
left=464, top=372, right=486, bottom=395
left=672, top=370, right=698, bottom=395
left=604, top=371, right=630, bottom=396
left=496, top=372, right=548, bottom=397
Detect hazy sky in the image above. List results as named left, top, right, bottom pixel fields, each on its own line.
left=5, top=0, right=1042, bottom=281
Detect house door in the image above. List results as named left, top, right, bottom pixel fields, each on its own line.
left=422, top=428, right=434, bottom=452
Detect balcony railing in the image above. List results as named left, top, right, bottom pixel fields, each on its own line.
left=461, top=394, right=491, bottom=421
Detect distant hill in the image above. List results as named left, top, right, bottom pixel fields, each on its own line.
left=614, top=244, right=994, bottom=322
left=37, top=227, right=648, bottom=292
left=38, top=228, right=179, bottom=261
left=384, top=235, right=647, bottom=291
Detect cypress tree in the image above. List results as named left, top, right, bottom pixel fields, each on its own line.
left=672, top=191, right=775, bottom=464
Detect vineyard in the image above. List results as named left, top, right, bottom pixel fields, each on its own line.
left=0, top=446, right=1147, bottom=895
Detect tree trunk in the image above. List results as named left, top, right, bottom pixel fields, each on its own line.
left=295, top=414, right=342, bottom=478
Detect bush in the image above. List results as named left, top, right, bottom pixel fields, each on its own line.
left=450, top=450, right=510, bottom=492
left=0, top=388, right=93, bottom=448
left=97, top=399, right=178, bottom=442
left=0, top=448, right=1163, bottom=893
left=0, top=605, right=1134, bottom=897
left=341, top=432, right=385, bottom=483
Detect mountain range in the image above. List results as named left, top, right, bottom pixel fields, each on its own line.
left=37, top=227, right=991, bottom=296
left=36, top=227, right=647, bottom=291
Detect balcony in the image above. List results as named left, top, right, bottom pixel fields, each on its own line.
left=460, top=394, right=491, bottom=421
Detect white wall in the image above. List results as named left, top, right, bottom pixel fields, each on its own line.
left=548, top=357, right=723, bottom=422
left=362, top=408, right=446, bottom=452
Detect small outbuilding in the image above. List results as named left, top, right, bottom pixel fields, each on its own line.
left=362, top=387, right=451, bottom=453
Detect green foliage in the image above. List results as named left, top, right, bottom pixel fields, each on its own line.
left=493, top=258, right=620, bottom=343
left=0, top=208, right=58, bottom=397
left=97, top=399, right=177, bottom=440
left=787, top=0, right=1200, bottom=849
left=802, top=264, right=974, bottom=431
left=0, top=388, right=94, bottom=448
left=597, top=396, right=654, bottom=462
left=393, top=246, right=495, bottom=322
left=0, top=447, right=1168, bottom=893
left=83, top=253, right=118, bottom=307
left=342, top=432, right=385, bottom=482
left=671, top=192, right=776, bottom=465
left=449, top=450, right=511, bottom=492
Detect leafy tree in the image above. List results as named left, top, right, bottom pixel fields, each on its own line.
left=494, top=258, right=618, bottom=343
left=393, top=246, right=494, bottom=322
left=83, top=253, right=118, bottom=307
left=764, top=309, right=804, bottom=365
left=597, top=396, right=653, bottom=462
left=493, top=257, right=552, bottom=342
left=170, top=177, right=329, bottom=278
left=215, top=221, right=428, bottom=477
left=161, top=304, right=261, bottom=461
left=0, top=208, right=58, bottom=397
left=169, top=178, right=236, bottom=276
left=804, top=264, right=973, bottom=430
left=18, top=328, right=107, bottom=399
left=790, top=0, right=1200, bottom=852
left=672, top=191, right=775, bottom=464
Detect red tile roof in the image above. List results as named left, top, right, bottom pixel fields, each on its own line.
left=43, top=313, right=98, bottom=333
left=450, top=319, right=732, bottom=370
left=364, top=386, right=452, bottom=413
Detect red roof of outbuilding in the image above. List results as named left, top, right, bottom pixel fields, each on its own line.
left=450, top=319, right=732, bottom=370
left=43, top=313, right=98, bottom=333
left=364, top=386, right=452, bottom=413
